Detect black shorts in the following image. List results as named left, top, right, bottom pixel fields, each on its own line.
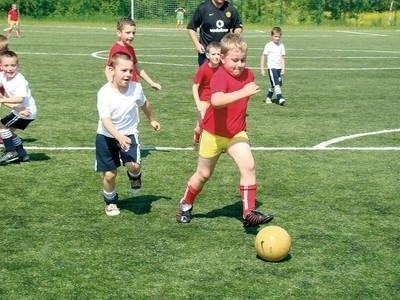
left=267, top=68, right=283, bottom=88
left=95, top=133, right=141, bottom=172
left=1, top=113, right=34, bottom=130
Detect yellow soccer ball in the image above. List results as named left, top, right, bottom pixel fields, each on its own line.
left=255, top=225, right=291, bottom=262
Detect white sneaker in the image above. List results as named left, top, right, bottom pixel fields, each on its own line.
left=265, top=98, right=272, bottom=104
left=278, top=98, right=286, bottom=106
left=105, top=203, right=120, bottom=216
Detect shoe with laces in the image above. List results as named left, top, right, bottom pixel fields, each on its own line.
left=176, top=204, right=192, bottom=223
left=127, top=171, right=141, bottom=194
left=265, top=98, right=272, bottom=104
left=243, top=210, right=274, bottom=227
left=105, top=203, right=120, bottom=216
left=0, top=151, right=19, bottom=164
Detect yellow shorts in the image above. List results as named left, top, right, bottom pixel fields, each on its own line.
left=199, top=130, right=249, bottom=158
left=8, top=21, right=19, bottom=27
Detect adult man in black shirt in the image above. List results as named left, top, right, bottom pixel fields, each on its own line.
left=187, top=0, right=243, bottom=65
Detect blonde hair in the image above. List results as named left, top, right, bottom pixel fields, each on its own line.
left=220, top=33, right=248, bottom=55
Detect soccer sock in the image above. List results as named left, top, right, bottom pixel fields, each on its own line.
left=275, top=86, right=283, bottom=100
left=12, top=135, right=27, bottom=158
left=267, top=88, right=273, bottom=99
left=127, top=170, right=141, bottom=179
left=180, top=184, right=201, bottom=210
left=240, top=184, right=257, bottom=218
left=0, top=129, right=16, bottom=152
left=103, top=189, right=118, bottom=204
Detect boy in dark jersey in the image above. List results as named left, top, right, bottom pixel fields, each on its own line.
left=176, top=33, right=274, bottom=227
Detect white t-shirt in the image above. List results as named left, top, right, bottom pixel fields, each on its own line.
left=0, top=71, right=37, bottom=119
left=97, top=81, right=146, bottom=137
left=262, top=41, right=286, bottom=69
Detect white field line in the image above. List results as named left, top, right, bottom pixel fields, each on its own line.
left=21, top=128, right=400, bottom=152
left=313, top=129, right=400, bottom=149
left=22, top=146, right=400, bottom=151
left=336, top=30, right=387, bottom=37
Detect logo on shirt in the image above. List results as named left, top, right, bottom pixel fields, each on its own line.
left=225, top=11, right=231, bottom=18
left=210, top=20, right=228, bottom=33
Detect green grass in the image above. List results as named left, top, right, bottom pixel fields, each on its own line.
left=0, top=25, right=399, bottom=299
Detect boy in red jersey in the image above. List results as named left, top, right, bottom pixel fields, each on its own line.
left=6, top=4, right=22, bottom=38
left=192, top=41, right=221, bottom=149
left=176, top=33, right=274, bottom=227
left=105, top=17, right=161, bottom=91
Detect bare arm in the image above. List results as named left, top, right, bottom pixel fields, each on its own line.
left=260, top=54, right=266, bottom=76
left=281, top=56, right=286, bottom=75
left=140, top=101, right=161, bottom=131
left=135, top=63, right=162, bottom=91
left=188, top=29, right=205, bottom=54
left=211, top=82, right=260, bottom=108
left=101, top=117, right=132, bottom=151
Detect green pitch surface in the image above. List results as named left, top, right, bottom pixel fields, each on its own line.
left=0, top=25, right=399, bottom=298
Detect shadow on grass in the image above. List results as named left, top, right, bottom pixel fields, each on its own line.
left=28, top=153, right=51, bottom=161
left=119, top=194, right=170, bottom=215
left=193, top=199, right=271, bottom=235
left=256, top=253, right=292, bottom=263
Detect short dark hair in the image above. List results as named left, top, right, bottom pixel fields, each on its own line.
left=109, top=52, right=132, bottom=67
left=117, top=17, right=136, bottom=31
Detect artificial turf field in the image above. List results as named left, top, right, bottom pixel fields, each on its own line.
left=0, top=24, right=399, bottom=299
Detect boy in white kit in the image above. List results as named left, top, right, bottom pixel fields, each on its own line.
left=0, top=50, right=36, bottom=164
left=260, top=26, right=286, bottom=105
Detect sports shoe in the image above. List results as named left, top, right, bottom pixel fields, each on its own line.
left=0, top=151, right=19, bottom=164
left=176, top=204, right=192, bottom=223
left=128, top=171, right=141, bottom=194
left=19, top=155, right=30, bottom=163
left=243, top=210, right=274, bottom=227
left=278, top=98, right=286, bottom=106
left=105, top=203, right=120, bottom=216
left=265, top=98, right=272, bottom=104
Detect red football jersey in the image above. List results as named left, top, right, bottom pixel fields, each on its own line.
left=193, top=62, right=219, bottom=101
left=201, top=67, right=254, bottom=138
left=8, top=9, right=19, bottom=21
left=107, top=42, right=139, bottom=82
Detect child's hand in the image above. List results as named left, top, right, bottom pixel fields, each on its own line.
left=151, top=82, right=162, bottom=91
left=243, top=82, right=261, bottom=97
left=118, top=135, right=132, bottom=152
left=17, top=108, right=31, bottom=118
left=150, top=120, right=161, bottom=131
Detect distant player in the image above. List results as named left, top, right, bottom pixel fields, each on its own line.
left=192, top=42, right=221, bottom=149
left=6, top=3, right=22, bottom=38
left=175, top=7, right=186, bottom=30
left=176, top=33, right=274, bottom=227
left=96, top=52, right=161, bottom=216
left=260, top=27, right=286, bottom=105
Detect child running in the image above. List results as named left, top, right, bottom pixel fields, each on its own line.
left=0, top=50, right=36, bottom=164
left=105, top=17, right=161, bottom=91
left=192, top=41, right=221, bottom=149
left=176, top=33, right=274, bottom=227
left=95, top=52, right=160, bottom=216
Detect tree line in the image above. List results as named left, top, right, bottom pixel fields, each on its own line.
left=0, top=0, right=397, bottom=25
